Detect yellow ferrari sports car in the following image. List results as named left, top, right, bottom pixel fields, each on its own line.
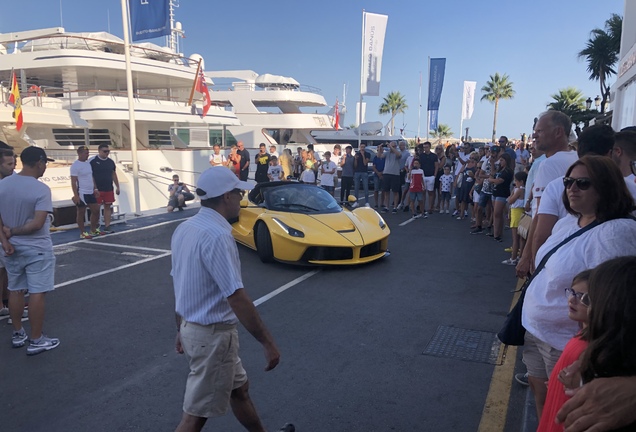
left=232, top=181, right=390, bottom=265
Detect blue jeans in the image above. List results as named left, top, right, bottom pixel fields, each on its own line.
left=354, top=172, right=369, bottom=203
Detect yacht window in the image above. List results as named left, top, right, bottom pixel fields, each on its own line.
left=148, top=130, right=172, bottom=146
left=53, top=128, right=111, bottom=147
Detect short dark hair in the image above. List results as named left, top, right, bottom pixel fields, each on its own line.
left=614, top=130, right=636, bottom=159
left=98, top=144, right=110, bottom=150
left=562, top=155, right=635, bottom=222
left=0, top=140, right=13, bottom=150
left=577, top=124, right=615, bottom=157
left=514, top=171, right=527, bottom=184
left=259, top=143, right=266, bottom=148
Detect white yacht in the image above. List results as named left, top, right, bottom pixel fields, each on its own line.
left=0, top=26, right=336, bottom=217
left=311, top=121, right=408, bottom=149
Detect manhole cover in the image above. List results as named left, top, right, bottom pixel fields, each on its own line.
left=423, top=325, right=501, bottom=364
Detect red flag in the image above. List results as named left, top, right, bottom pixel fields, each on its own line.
left=334, top=99, right=340, bottom=130
left=195, top=67, right=211, bottom=118
left=8, top=71, right=23, bottom=131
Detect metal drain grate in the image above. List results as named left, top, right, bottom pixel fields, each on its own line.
left=423, top=325, right=501, bottom=365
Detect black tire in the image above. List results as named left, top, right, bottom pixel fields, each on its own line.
left=255, top=222, right=274, bottom=263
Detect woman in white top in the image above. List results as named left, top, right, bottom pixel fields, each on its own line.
left=521, top=155, right=636, bottom=419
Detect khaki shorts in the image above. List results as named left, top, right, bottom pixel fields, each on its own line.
left=522, top=331, right=563, bottom=380
left=180, top=321, right=247, bottom=418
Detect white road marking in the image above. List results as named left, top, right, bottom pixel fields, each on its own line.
left=80, top=242, right=170, bottom=253
left=53, top=252, right=171, bottom=289
left=253, top=270, right=321, bottom=306
left=121, top=251, right=155, bottom=258
left=399, top=217, right=416, bottom=226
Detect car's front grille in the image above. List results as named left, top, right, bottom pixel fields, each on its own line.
left=301, top=246, right=353, bottom=261
left=360, top=241, right=383, bottom=258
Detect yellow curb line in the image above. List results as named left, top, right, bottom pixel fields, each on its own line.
left=478, top=279, right=525, bottom=432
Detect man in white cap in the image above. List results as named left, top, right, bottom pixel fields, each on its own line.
left=171, top=167, right=293, bottom=432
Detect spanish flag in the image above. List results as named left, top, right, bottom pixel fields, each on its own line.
left=8, top=70, right=23, bottom=131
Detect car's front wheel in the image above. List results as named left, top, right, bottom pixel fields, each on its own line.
left=255, top=222, right=274, bottom=263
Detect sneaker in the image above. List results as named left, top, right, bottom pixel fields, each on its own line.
left=101, top=227, right=115, bottom=234
left=470, top=227, right=483, bottom=234
left=26, top=335, right=60, bottom=356
left=91, top=228, right=106, bottom=237
left=391, top=208, right=397, bottom=214
left=381, top=207, right=388, bottom=213
left=504, top=247, right=513, bottom=253
left=80, top=232, right=93, bottom=240
left=452, top=210, right=459, bottom=217
left=445, top=210, right=450, bottom=214
left=439, top=209, right=444, bottom=214
left=278, top=424, right=296, bottom=432
left=374, top=205, right=378, bottom=209
left=494, top=236, right=503, bottom=242
left=515, top=372, right=529, bottom=386
left=502, top=258, right=518, bottom=266
left=0, top=306, right=8, bottom=316
left=12, top=329, right=27, bottom=348
left=486, top=231, right=494, bottom=237
left=397, top=203, right=403, bottom=210
left=464, top=211, right=469, bottom=217
left=456, top=216, right=462, bottom=220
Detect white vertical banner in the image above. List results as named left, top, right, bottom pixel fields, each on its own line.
left=356, top=102, right=367, bottom=126
left=361, top=12, right=388, bottom=97
left=462, top=81, right=477, bottom=120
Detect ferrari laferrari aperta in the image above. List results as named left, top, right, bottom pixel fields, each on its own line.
left=232, top=181, right=390, bottom=265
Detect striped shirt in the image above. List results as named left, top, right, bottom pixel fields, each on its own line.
left=171, top=207, right=243, bottom=325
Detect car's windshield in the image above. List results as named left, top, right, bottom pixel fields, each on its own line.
left=264, top=184, right=342, bottom=214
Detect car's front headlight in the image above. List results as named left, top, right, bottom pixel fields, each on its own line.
left=378, top=214, right=387, bottom=229
left=273, top=218, right=305, bottom=238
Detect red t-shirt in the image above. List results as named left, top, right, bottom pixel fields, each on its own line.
left=409, top=169, right=424, bottom=192
left=537, top=335, right=588, bottom=432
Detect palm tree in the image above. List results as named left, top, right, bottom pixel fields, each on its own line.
left=429, top=124, right=453, bottom=142
left=480, top=73, right=515, bottom=143
left=379, top=91, right=408, bottom=135
left=578, top=14, right=622, bottom=113
left=547, top=87, right=595, bottom=132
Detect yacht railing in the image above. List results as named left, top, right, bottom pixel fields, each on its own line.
left=213, top=80, right=323, bottom=96
left=12, top=33, right=199, bottom=67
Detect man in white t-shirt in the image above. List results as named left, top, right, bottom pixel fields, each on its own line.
left=0, top=145, right=15, bottom=319
left=319, top=151, right=337, bottom=195
left=70, top=146, right=100, bottom=239
left=612, top=130, right=636, bottom=202
left=269, top=145, right=279, bottom=159
left=209, top=145, right=228, bottom=167
left=514, top=110, right=577, bottom=417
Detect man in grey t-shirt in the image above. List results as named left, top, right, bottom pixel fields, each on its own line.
left=380, top=141, right=402, bottom=213
left=0, top=146, right=60, bottom=356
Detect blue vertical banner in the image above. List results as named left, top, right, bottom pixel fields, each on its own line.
left=427, top=58, right=446, bottom=110
left=129, top=0, right=170, bottom=42
left=429, top=110, right=439, bottom=131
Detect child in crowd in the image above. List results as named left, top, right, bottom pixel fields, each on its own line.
left=408, top=160, right=425, bottom=219
left=300, top=159, right=316, bottom=184
left=537, top=270, right=591, bottom=432
left=502, top=171, right=527, bottom=265
left=320, top=151, right=337, bottom=195
left=439, top=166, right=454, bottom=214
left=267, top=156, right=284, bottom=181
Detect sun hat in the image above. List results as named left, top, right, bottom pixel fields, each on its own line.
left=196, top=167, right=253, bottom=199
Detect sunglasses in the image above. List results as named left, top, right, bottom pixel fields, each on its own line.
left=563, top=177, right=592, bottom=190
left=101, top=149, right=110, bottom=153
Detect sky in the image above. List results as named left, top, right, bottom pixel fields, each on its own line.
left=0, top=0, right=626, bottom=141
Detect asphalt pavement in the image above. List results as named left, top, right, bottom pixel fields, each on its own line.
left=1, top=204, right=532, bottom=432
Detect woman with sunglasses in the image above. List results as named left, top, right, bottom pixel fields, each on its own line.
left=520, top=155, right=636, bottom=419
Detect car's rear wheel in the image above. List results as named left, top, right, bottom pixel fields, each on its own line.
left=255, top=222, right=274, bottom=263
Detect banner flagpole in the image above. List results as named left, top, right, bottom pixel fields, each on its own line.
left=417, top=71, right=421, bottom=141
left=426, top=56, right=430, bottom=140
left=120, top=0, right=141, bottom=215
left=358, top=9, right=365, bottom=149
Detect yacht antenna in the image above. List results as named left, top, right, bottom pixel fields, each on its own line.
left=59, top=0, right=64, bottom=27
left=107, top=8, right=111, bottom=33
left=167, top=0, right=184, bottom=53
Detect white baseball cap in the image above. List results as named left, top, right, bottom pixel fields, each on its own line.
left=196, top=167, right=253, bottom=199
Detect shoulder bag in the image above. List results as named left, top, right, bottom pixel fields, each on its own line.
left=497, top=220, right=600, bottom=346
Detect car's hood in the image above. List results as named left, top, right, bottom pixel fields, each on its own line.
left=284, top=212, right=372, bottom=245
